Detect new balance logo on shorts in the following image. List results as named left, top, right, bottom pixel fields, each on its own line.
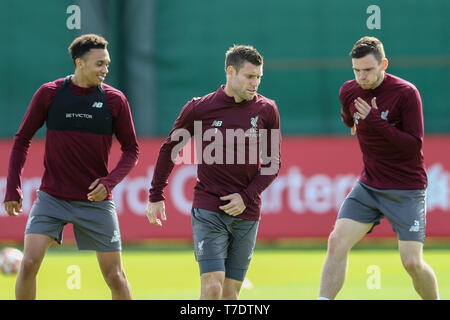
left=409, top=220, right=420, bottom=232
left=248, top=248, right=254, bottom=260
left=111, top=230, right=121, bottom=243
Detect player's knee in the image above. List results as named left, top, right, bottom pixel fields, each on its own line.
left=402, top=257, right=423, bottom=276
left=20, top=255, right=41, bottom=277
left=221, top=282, right=240, bottom=300
left=104, top=269, right=127, bottom=290
left=327, top=231, right=347, bottom=256
left=202, top=279, right=223, bottom=299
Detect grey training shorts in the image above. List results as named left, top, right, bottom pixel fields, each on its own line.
left=25, top=190, right=122, bottom=251
left=191, top=208, right=259, bottom=281
left=338, top=181, right=427, bottom=242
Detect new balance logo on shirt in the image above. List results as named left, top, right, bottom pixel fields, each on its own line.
left=92, top=101, right=103, bottom=108
left=211, top=120, right=222, bottom=133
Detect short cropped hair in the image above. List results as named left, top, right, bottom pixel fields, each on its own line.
left=225, top=45, right=263, bottom=73
left=68, top=34, right=108, bottom=64
left=349, top=36, right=386, bottom=64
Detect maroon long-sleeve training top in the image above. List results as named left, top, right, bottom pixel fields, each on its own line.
left=4, top=77, right=139, bottom=202
left=149, top=85, right=281, bottom=221
left=340, top=72, right=427, bottom=190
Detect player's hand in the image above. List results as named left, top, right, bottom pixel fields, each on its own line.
left=145, top=201, right=166, bottom=227
left=351, top=125, right=357, bottom=135
left=87, top=178, right=108, bottom=201
left=219, top=193, right=246, bottom=216
left=354, top=97, right=377, bottom=120
left=4, top=199, right=23, bottom=216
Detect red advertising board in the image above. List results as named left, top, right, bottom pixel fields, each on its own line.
left=1, top=137, right=449, bottom=242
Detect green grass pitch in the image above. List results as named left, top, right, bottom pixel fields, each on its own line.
left=1, top=246, right=449, bottom=300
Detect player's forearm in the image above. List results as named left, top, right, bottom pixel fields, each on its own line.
left=148, top=142, right=177, bottom=202
left=4, top=135, right=31, bottom=201
left=148, top=109, right=194, bottom=203
left=100, top=142, right=139, bottom=193
left=365, top=110, right=422, bottom=155
left=240, top=172, right=279, bottom=206
left=240, top=152, right=281, bottom=205
left=5, top=171, right=23, bottom=202
left=4, top=92, right=48, bottom=201
left=340, top=108, right=355, bottom=128
left=240, top=125, right=282, bottom=204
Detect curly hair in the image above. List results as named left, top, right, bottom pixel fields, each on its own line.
left=68, top=34, right=108, bottom=64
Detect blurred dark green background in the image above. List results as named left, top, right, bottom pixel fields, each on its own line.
left=0, top=0, right=449, bottom=137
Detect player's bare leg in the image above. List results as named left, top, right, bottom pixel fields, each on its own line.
left=319, top=218, right=374, bottom=299
left=200, top=271, right=225, bottom=299
left=15, top=233, right=53, bottom=300
left=96, top=251, right=133, bottom=300
left=222, top=277, right=243, bottom=300
left=398, top=240, right=439, bottom=300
